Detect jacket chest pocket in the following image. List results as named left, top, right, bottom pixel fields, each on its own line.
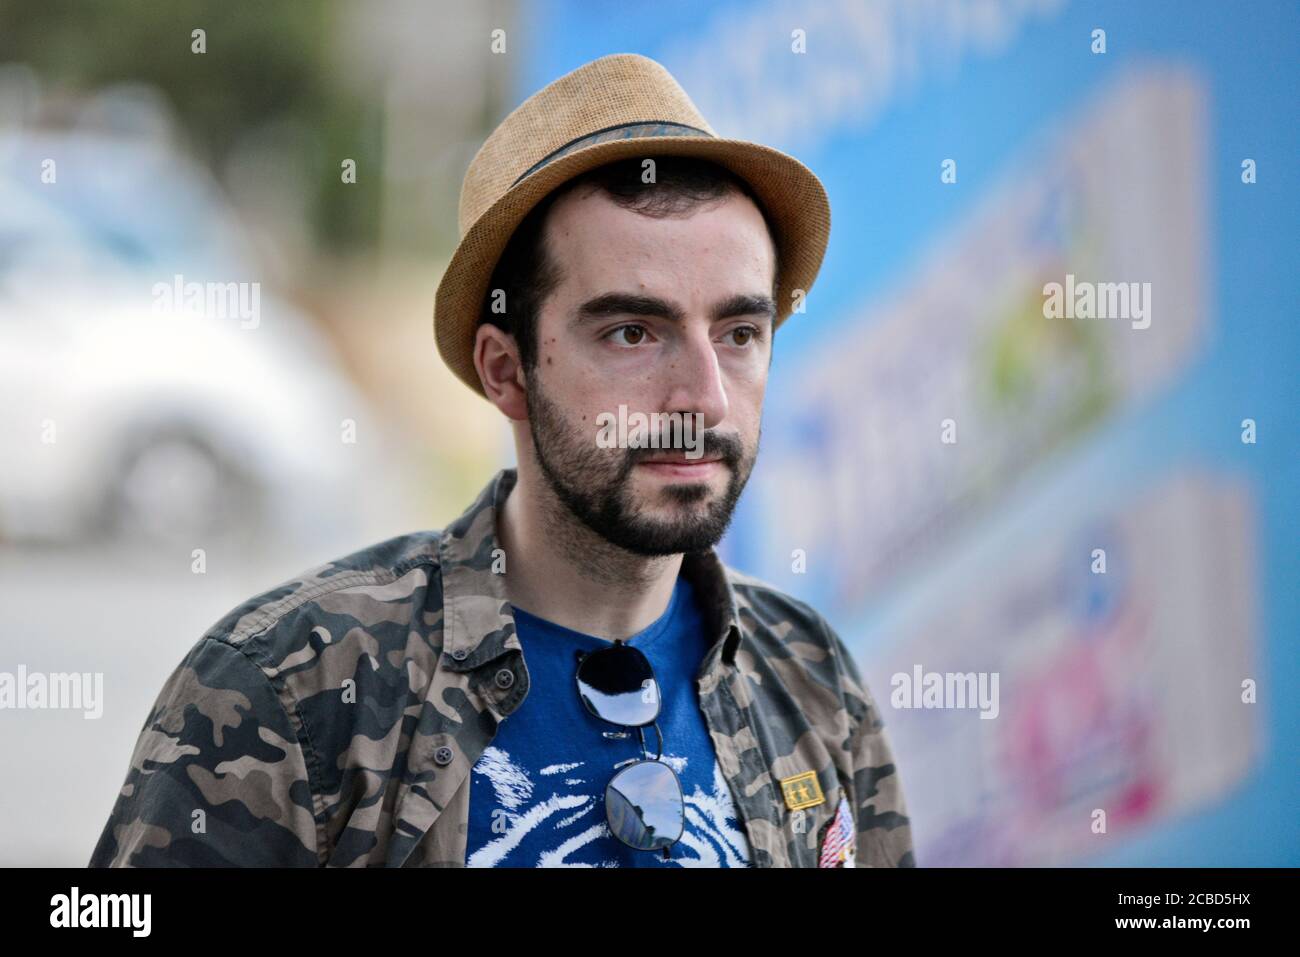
left=759, top=709, right=856, bottom=867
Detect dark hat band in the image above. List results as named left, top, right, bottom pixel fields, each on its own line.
left=510, top=120, right=714, bottom=187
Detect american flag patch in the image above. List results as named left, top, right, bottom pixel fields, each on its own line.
left=817, top=796, right=856, bottom=868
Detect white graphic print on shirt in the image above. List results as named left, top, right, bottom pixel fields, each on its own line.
left=466, top=745, right=753, bottom=867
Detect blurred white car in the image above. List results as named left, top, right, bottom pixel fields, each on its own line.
left=0, top=133, right=392, bottom=550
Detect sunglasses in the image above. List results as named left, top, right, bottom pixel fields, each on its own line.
left=574, top=639, right=684, bottom=859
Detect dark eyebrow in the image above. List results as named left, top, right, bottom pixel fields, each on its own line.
left=713, top=293, right=777, bottom=324
left=573, top=292, right=777, bottom=326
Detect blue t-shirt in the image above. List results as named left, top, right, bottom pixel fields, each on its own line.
left=465, top=574, right=753, bottom=867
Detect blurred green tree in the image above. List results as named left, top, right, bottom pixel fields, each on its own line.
left=0, top=0, right=382, bottom=251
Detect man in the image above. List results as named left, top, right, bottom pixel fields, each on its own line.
left=90, top=53, right=914, bottom=868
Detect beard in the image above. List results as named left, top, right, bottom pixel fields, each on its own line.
left=525, top=375, right=756, bottom=556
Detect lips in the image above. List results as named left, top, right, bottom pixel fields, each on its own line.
left=637, top=453, right=722, bottom=465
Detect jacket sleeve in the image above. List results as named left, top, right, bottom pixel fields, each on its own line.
left=826, top=625, right=916, bottom=867
left=88, top=636, right=320, bottom=867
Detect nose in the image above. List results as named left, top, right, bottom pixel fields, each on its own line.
left=660, top=325, right=729, bottom=430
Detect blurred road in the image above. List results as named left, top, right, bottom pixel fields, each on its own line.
left=0, top=541, right=330, bottom=865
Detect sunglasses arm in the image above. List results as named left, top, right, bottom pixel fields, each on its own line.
left=639, top=722, right=665, bottom=762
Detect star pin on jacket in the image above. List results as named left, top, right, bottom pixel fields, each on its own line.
left=89, top=467, right=915, bottom=868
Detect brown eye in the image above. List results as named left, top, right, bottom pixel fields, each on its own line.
left=728, top=325, right=759, bottom=348
left=611, top=324, right=646, bottom=345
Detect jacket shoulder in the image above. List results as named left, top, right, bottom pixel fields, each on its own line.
left=94, top=530, right=450, bottom=866
left=722, top=564, right=874, bottom=728
left=724, top=565, right=824, bottom=628
left=200, top=530, right=445, bottom=658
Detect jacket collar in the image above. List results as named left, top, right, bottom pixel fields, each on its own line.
left=437, top=467, right=743, bottom=667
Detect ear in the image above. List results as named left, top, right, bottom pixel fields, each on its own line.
left=474, top=322, right=529, bottom=420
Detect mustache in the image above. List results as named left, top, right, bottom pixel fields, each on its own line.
left=627, top=429, right=744, bottom=466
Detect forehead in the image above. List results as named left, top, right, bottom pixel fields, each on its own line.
left=540, top=185, right=777, bottom=299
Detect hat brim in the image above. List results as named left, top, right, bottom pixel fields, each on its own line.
left=433, top=135, right=831, bottom=397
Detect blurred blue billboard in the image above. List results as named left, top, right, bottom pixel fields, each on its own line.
left=519, top=0, right=1299, bottom=865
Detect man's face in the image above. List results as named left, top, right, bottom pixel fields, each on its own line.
left=524, top=184, right=777, bottom=556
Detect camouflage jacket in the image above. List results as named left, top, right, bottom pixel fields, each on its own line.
left=90, top=467, right=914, bottom=867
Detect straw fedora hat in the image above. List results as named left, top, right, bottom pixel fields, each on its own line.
left=433, top=52, right=831, bottom=397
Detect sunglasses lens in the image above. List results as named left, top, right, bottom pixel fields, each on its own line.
left=576, top=643, right=660, bottom=726
left=605, top=760, right=684, bottom=851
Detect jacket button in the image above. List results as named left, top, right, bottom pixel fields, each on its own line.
left=433, top=745, right=454, bottom=765
left=494, top=668, right=515, bottom=689
left=451, top=647, right=468, bottom=661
